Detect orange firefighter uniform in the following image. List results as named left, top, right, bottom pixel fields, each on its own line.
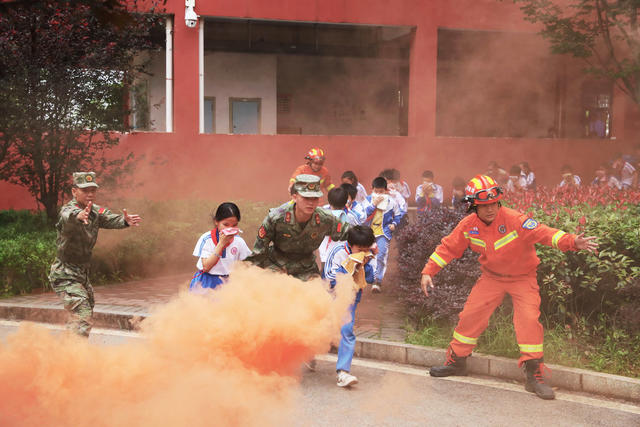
left=288, top=164, right=334, bottom=193
left=422, top=206, right=576, bottom=365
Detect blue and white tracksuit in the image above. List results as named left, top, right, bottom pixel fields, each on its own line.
left=324, top=243, right=375, bottom=373
left=364, top=194, right=403, bottom=285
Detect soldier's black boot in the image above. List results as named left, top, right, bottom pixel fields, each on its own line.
left=524, top=358, right=555, bottom=400
left=429, top=348, right=468, bottom=377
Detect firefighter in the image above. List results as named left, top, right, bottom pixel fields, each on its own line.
left=288, top=148, right=334, bottom=195
left=420, top=175, right=598, bottom=400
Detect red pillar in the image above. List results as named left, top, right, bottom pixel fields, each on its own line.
left=408, top=22, right=438, bottom=137
left=172, top=12, right=200, bottom=136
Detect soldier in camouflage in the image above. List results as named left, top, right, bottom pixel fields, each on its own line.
left=246, top=174, right=350, bottom=281
left=49, top=172, right=141, bottom=337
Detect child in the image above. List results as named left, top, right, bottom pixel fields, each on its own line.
left=506, top=165, right=526, bottom=193
left=519, top=162, right=536, bottom=191
left=319, top=187, right=353, bottom=270
left=415, top=170, right=443, bottom=212
left=592, top=163, right=622, bottom=190
left=451, top=176, right=466, bottom=209
left=364, top=176, right=403, bottom=293
left=341, top=170, right=368, bottom=203
left=324, top=225, right=377, bottom=387
left=392, top=168, right=411, bottom=200
left=558, top=164, right=582, bottom=188
left=380, top=169, right=408, bottom=220
left=612, top=153, right=637, bottom=189
left=190, top=202, right=251, bottom=290
left=340, top=183, right=367, bottom=225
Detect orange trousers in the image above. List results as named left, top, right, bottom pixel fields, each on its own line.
left=449, top=274, right=544, bottom=366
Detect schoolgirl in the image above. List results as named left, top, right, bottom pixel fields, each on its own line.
left=189, top=202, right=251, bottom=290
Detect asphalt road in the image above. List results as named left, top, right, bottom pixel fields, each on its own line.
left=1, top=321, right=638, bottom=426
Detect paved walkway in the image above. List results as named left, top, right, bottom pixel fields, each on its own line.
left=0, top=272, right=407, bottom=341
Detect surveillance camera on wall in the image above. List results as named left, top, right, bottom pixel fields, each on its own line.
left=185, top=0, right=198, bottom=28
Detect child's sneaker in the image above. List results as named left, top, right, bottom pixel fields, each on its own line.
left=337, top=370, right=358, bottom=387
left=371, top=284, right=382, bottom=293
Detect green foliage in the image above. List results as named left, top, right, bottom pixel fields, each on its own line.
left=0, top=210, right=56, bottom=295
left=514, top=0, right=640, bottom=106
left=0, top=0, right=165, bottom=220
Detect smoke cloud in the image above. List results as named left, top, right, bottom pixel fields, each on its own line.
left=0, top=264, right=355, bottom=427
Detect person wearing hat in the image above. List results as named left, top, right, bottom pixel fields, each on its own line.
left=246, top=174, right=349, bottom=282
left=49, top=172, right=141, bottom=337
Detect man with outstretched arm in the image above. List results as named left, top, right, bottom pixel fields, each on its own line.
left=420, top=175, right=598, bottom=400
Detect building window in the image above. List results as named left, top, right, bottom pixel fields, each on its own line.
left=229, top=98, right=261, bottom=134
left=203, top=18, right=413, bottom=136
left=204, top=96, right=216, bottom=133
left=435, top=28, right=613, bottom=139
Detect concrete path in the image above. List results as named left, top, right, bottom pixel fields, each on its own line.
left=0, top=271, right=408, bottom=341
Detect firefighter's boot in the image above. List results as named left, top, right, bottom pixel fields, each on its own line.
left=524, top=358, right=555, bottom=400
left=429, top=348, right=468, bottom=377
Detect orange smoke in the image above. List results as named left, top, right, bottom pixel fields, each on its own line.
left=0, top=265, right=355, bottom=427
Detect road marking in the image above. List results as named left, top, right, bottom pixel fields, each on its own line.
left=316, top=354, right=640, bottom=415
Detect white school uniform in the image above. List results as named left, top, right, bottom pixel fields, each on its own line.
left=193, top=231, right=251, bottom=275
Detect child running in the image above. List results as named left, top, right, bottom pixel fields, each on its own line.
left=190, top=202, right=251, bottom=290
left=324, top=225, right=377, bottom=387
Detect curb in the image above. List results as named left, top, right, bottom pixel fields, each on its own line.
left=353, top=338, right=640, bottom=403
left=1, top=303, right=638, bottom=403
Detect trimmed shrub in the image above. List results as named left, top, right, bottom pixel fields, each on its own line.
left=395, top=207, right=480, bottom=323
left=0, top=210, right=56, bottom=295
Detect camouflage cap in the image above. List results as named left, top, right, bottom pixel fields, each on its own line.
left=73, top=172, right=99, bottom=188
left=293, top=174, right=323, bottom=197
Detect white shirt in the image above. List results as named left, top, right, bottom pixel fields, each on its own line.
left=415, top=183, right=444, bottom=204
left=620, top=161, right=636, bottom=188
left=193, top=231, right=251, bottom=275
left=558, top=175, right=582, bottom=188
left=355, top=182, right=368, bottom=203
left=319, top=207, right=350, bottom=262
left=506, top=176, right=527, bottom=192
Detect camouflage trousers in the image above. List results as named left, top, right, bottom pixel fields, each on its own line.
left=49, top=260, right=94, bottom=337
left=263, top=251, right=321, bottom=282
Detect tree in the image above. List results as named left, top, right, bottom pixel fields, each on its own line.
left=0, top=0, right=164, bottom=220
left=514, top=0, right=640, bottom=108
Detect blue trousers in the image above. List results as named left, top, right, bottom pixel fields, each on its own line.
left=374, top=235, right=390, bottom=284
left=336, top=290, right=362, bottom=372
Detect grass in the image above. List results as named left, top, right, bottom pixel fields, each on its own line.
left=406, top=305, right=640, bottom=378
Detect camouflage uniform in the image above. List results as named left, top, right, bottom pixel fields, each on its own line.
left=246, top=175, right=349, bottom=281
left=49, top=172, right=128, bottom=336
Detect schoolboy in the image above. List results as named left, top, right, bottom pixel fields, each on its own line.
left=415, top=170, right=443, bottom=212
left=324, top=225, right=377, bottom=387
left=364, top=176, right=402, bottom=293
left=49, top=172, right=141, bottom=337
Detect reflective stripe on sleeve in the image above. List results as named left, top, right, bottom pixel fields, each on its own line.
left=494, top=230, right=518, bottom=250
left=552, top=231, right=566, bottom=248
left=429, top=252, right=447, bottom=268
left=453, top=330, right=478, bottom=345
left=463, top=232, right=487, bottom=249
left=518, top=343, right=543, bottom=353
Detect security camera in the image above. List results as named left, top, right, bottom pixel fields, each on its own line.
left=185, top=0, right=198, bottom=28
left=185, top=7, right=198, bottom=28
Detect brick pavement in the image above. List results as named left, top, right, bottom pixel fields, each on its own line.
left=0, top=272, right=407, bottom=341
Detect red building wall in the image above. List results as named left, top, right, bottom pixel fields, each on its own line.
left=1, top=0, right=638, bottom=210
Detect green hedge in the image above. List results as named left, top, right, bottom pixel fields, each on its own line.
left=0, top=200, right=271, bottom=295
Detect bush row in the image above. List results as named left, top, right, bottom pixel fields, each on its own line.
left=395, top=186, right=640, bottom=336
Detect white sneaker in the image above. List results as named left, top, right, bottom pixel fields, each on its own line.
left=371, top=284, right=382, bottom=294
left=304, top=359, right=317, bottom=372
left=337, top=370, right=358, bottom=387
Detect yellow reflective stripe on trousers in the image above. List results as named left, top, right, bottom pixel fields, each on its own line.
left=463, top=232, right=486, bottom=248
left=453, top=330, right=478, bottom=345
left=494, top=230, right=518, bottom=250
left=430, top=252, right=447, bottom=268
left=552, top=230, right=566, bottom=248
left=519, top=343, right=543, bottom=353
